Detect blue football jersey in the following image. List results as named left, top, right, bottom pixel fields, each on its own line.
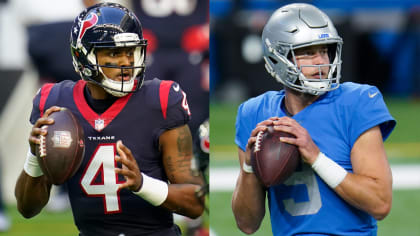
left=30, top=79, right=191, bottom=236
left=235, top=82, right=396, bottom=236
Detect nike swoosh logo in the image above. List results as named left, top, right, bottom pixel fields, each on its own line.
left=368, top=91, right=379, bottom=98
left=173, top=84, right=180, bottom=92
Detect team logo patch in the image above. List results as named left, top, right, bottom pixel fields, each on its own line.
left=52, top=131, right=73, bottom=148
left=95, top=119, right=105, bottom=131
left=173, top=83, right=180, bottom=92
left=318, top=33, right=330, bottom=39
left=368, top=91, right=379, bottom=98
left=78, top=13, right=98, bottom=41
left=200, top=136, right=210, bottom=154
left=78, top=139, right=85, bottom=148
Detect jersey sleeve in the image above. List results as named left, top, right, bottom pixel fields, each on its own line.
left=235, top=92, right=280, bottom=152
left=348, top=85, right=396, bottom=147
left=157, top=80, right=191, bottom=132
left=29, top=83, right=55, bottom=125
left=235, top=101, right=257, bottom=152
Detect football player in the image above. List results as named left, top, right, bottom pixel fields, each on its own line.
left=232, top=3, right=396, bottom=235
left=15, top=3, right=204, bottom=235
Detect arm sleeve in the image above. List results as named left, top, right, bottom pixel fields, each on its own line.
left=235, top=102, right=255, bottom=152
left=29, top=89, right=42, bottom=125
left=349, top=85, right=396, bottom=147
left=29, top=83, right=55, bottom=124
left=157, top=81, right=192, bottom=136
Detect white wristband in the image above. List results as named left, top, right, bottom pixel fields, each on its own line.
left=311, top=152, right=347, bottom=189
left=23, top=148, right=44, bottom=177
left=135, top=173, right=168, bottom=206
left=242, top=162, right=254, bottom=173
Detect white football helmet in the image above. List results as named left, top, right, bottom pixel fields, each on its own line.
left=262, top=3, right=343, bottom=95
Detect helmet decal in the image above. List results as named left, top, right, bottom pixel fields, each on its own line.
left=78, top=13, right=98, bottom=42
left=200, top=135, right=210, bottom=154
left=318, top=33, right=330, bottom=39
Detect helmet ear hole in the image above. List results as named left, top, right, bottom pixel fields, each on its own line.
left=268, top=56, right=278, bottom=64
left=327, top=44, right=337, bottom=62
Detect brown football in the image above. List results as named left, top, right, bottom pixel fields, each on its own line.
left=36, top=108, right=85, bottom=185
left=250, top=125, right=300, bottom=187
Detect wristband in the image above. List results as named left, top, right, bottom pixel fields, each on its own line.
left=23, top=148, right=44, bottom=177
left=242, top=162, right=254, bottom=173
left=311, top=152, right=347, bottom=189
left=134, top=173, right=168, bottom=206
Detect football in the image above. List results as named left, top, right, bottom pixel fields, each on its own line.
left=36, top=108, right=85, bottom=185
left=250, top=125, right=300, bottom=187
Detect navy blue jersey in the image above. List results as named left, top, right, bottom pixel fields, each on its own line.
left=236, top=82, right=396, bottom=235
left=30, top=79, right=191, bottom=236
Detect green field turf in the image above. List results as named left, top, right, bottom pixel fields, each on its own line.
left=5, top=206, right=77, bottom=236
left=6, top=204, right=209, bottom=236
left=210, top=98, right=420, bottom=235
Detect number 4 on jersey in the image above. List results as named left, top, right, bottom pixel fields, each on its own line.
left=181, top=91, right=191, bottom=116
left=80, top=144, right=123, bottom=214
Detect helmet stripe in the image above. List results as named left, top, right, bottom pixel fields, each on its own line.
left=159, top=81, right=174, bottom=120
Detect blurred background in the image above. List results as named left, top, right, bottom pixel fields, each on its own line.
left=209, top=0, right=420, bottom=235
left=211, top=0, right=420, bottom=101
left=0, top=0, right=208, bottom=235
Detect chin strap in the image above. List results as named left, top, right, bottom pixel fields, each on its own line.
left=100, top=67, right=135, bottom=97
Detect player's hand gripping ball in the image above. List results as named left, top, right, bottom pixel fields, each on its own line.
left=36, top=108, right=85, bottom=185
left=250, top=125, right=300, bottom=187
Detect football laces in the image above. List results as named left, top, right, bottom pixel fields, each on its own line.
left=254, top=130, right=264, bottom=152
left=39, top=126, right=48, bottom=158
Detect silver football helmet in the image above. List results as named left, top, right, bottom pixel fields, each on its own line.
left=262, top=3, right=343, bottom=95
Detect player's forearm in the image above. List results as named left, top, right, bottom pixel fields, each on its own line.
left=232, top=172, right=266, bottom=234
left=15, top=171, right=52, bottom=218
left=161, top=183, right=204, bottom=219
left=331, top=127, right=393, bottom=220
left=334, top=173, right=392, bottom=220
